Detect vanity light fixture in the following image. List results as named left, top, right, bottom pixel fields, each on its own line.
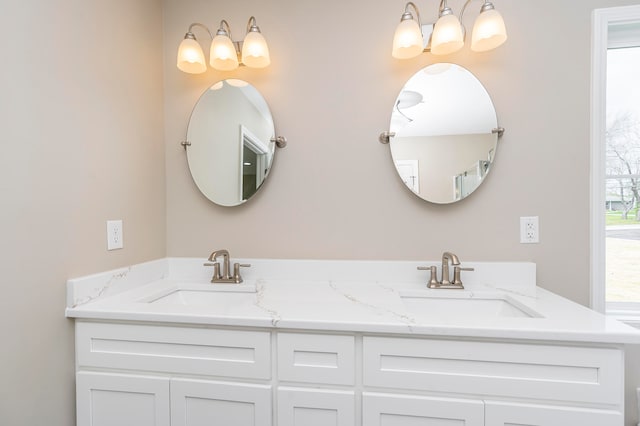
left=177, top=16, right=271, bottom=74
left=391, top=0, right=507, bottom=59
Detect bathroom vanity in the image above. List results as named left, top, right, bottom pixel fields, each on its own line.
left=66, top=257, right=640, bottom=426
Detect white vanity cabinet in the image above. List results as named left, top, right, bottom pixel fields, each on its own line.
left=276, top=333, right=356, bottom=426
left=76, top=371, right=170, bottom=426
left=74, top=322, right=626, bottom=426
left=66, top=258, right=640, bottom=425
left=361, top=336, right=623, bottom=426
left=75, top=321, right=273, bottom=426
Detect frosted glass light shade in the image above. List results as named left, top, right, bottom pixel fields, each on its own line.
left=210, top=34, right=239, bottom=71
left=242, top=31, right=270, bottom=68
left=431, top=14, right=464, bottom=55
left=392, top=19, right=424, bottom=59
left=177, top=38, right=207, bottom=74
left=471, top=8, right=507, bottom=52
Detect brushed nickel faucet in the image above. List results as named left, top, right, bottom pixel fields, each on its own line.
left=417, top=251, right=474, bottom=289
left=204, top=249, right=251, bottom=284
left=440, top=251, right=459, bottom=286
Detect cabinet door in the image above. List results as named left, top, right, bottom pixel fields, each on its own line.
left=278, top=387, right=355, bottom=426
left=171, top=378, right=271, bottom=426
left=76, top=371, right=170, bottom=426
left=485, top=401, right=622, bottom=426
left=363, top=392, right=483, bottom=426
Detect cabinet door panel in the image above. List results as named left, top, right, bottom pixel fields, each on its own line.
left=363, top=392, right=483, bottom=426
left=171, top=378, right=271, bottom=426
left=485, top=401, right=622, bottom=426
left=278, top=387, right=355, bottom=426
left=76, top=371, right=170, bottom=426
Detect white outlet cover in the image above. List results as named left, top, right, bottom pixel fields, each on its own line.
left=106, top=220, right=123, bottom=250
left=520, top=216, right=539, bottom=244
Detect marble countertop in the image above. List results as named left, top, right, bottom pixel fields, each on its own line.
left=65, top=257, right=640, bottom=344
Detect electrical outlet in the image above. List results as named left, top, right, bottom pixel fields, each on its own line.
left=520, top=216, right=539, bottom=244
left=106, top=220, right=123, bottom=250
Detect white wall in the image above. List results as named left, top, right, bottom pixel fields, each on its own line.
left=0, top=0, right=165, bottom=424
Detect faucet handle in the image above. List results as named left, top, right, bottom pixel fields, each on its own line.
left=452, top=266, right=474, bottom=287
left=233, top=263, right=251, bottom=284
left=418, top=265, right=440, bottom=288
left=204, top=262, right=222, bottom=282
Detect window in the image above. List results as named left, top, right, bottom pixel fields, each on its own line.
left=591, top=6, right=640, bottom=324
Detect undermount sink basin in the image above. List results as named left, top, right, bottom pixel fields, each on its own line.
left=141, top=282, right=257, bottom=307
left=399, top=291, right=541, bottom=319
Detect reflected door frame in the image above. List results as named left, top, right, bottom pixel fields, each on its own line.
left=239, top=125, right=269, bottom=202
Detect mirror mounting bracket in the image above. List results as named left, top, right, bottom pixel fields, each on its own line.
left=270, top=136, right=287, bottom=148
left=181, top=137, right=287, bottom=151
left=492, top=127, right=505, bottom=137
left=379, top=131, right=396, bottom=144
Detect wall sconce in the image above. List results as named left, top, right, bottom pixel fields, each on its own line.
left=392, top=0, right=507, bottom=58
left=177, top=16, right=270, bottom=74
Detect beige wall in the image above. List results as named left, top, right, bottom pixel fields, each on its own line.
left=3, top=0, right=640, bottom=425
left=0, top=0, right=165, bottom=424
left=163, top=0, right=640, bottom=424
left=163, top=0, right=632, bottom=303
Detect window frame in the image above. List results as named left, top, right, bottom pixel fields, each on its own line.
left=591, top=5, right=640, bottom=321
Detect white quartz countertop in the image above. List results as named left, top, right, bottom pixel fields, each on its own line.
left=65, top=258, right=640, bottom=344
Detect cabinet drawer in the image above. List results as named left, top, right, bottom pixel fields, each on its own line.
left=485, top=401, right=622, bottom=426
left=363, top=336, right=622, bottom=405
left=277, top=333, right=355, bottom=385
left=76, top=322, right=271, bottom=379
left=278, top=387, right=355, bottom=426
left=363, top=392, right=483, bottom=426
left=171, top=379, right=271, bottom=426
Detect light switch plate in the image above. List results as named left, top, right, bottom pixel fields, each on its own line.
left=106, top=220, right=123, bottom=250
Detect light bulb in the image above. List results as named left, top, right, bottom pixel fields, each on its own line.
left=242, top=31, right=270, bottom=68
left=392, top=18, right=424, bottom=59
left=431, top=13, right=464, bottom=55
left=210, top=34, right=239, bottom=71
left=471, top=7, right=507, bottom=52
left=176, top=36, right=206, bottom=74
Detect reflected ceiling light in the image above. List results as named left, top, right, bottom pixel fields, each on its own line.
left=226, top=79, right=250, bottom=87
left=391, top=0, right=507, bottom=58
left=210, top=81, right=224, bottom=90
left=397, top=90, right=423, bottom=109
left=177, top=16, right=271, bottom=74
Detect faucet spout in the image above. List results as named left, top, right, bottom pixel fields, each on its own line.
left=208, top=249, right=230, bottom=279
left=441, top=251, right=460, bottom=286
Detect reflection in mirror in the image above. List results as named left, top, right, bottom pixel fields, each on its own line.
left=388, top=63, right=499, bottom=204
left=186, top=79, right=276, bottom=206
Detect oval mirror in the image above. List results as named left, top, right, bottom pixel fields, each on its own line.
left=388, top=63, right=500, bottom=204
left=186, top=79, right=277, bottom=206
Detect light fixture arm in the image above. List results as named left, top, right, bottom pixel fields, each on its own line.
left=402, top=2, right=422, bottom=28
left=459, top=0, right=495, bottom=21
left=438, top=0, right=452, bottom=16
left=216, top=19, right=233, bottom=39
left=186, top=22, right=213, bottom=40
left=246, top=16, right=260, bottom=33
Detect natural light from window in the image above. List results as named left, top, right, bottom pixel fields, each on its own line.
left=606, top=45, right=640, bottom=305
